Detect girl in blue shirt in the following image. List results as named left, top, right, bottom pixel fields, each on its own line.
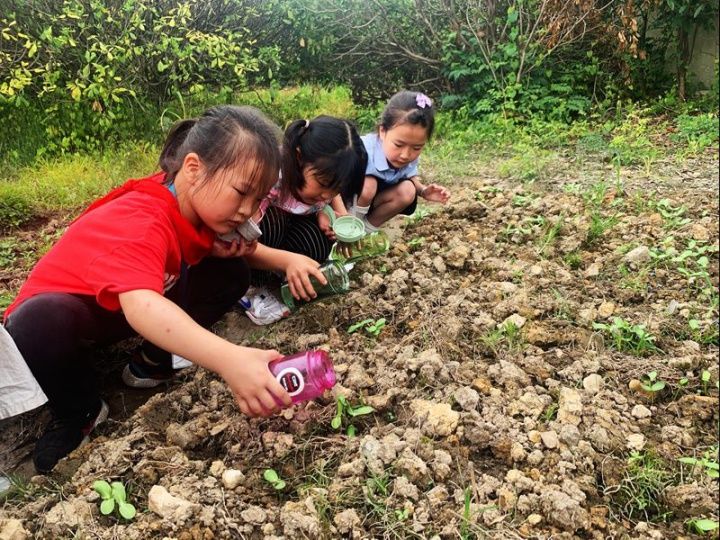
left=351, top=91, right=450, bottom=230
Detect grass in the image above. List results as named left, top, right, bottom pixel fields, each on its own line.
left=0, top=143, right=157, bottom=227
left=604, top=451, right=675, bottom=523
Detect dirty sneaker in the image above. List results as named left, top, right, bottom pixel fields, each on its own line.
left=241, top=286, right=290, bottom=325
left=122, top=351, right=174, bottom=388
left=33, top=399, right=109, bottom=474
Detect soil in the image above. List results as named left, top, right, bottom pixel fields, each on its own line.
left=0, top=147, right=718, bottom=539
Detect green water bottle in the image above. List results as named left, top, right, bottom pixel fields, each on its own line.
left=329, top=230, right=390, bottom=263
left=280, top=261, right=350, bottom=311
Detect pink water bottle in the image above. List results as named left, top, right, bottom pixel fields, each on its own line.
left=268, top=350, right=337, bottom=404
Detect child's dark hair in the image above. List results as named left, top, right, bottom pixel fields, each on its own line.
left=159, top=105, right=281, bottom=194
left=281, top=116, right=367, bottom=206
left=380, top=90, right=435, bottom=139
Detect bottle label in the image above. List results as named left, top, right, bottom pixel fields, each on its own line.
left=275, top=367, right=305, bottom=396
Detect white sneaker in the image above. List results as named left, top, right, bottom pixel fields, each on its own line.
left=241, top=286, right=290, bottom=325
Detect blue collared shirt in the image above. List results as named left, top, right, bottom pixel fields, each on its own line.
left=361, top=133, right=419, bottom=185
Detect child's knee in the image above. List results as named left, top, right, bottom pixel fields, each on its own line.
left=397, top=181, right=417, bottom=204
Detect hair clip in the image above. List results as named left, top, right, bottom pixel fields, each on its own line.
left=304, top=119, right=310, bottom=129
left=415, top=93, right=432, bottom=109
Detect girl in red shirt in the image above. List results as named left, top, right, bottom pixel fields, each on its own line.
left=3, top=105, right=292, bottom=473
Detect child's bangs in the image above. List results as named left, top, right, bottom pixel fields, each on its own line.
left=209, top=131, right=280, bottom=197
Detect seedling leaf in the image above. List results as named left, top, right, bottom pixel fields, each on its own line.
left=263, top=469, right=279, bottom=483
left=100, top=498, right=115, bottom=515
left=273, top=479, right=286, bottom=490
left=348, top=319, right=373, bottom=334
left=92, top=480, right=112, bottom=499
left=347, top=405, right=375, bottom=417
left=346, top=424, right=357, bottom=437
left=111, top=481, right=126, bottom=501
left=688, top=518, right=719, bottom=533
left=119, top=502, right=136, bottom=520
left=331, top=415, right=342, bottom=429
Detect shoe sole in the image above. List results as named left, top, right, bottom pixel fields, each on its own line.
left=245, top=310, right=289, bottom=326
left=121, top=364, right=173, bottom=388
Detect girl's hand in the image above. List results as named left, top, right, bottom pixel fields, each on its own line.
left=218, top=347, right=292, bottom=417
left=420, top=184, right=451, bottom=204
left=212, top=237, right=258, bottom=258
left=317, top=211, right=336, bottom=241
left=284, top=253, right=327, bottom=301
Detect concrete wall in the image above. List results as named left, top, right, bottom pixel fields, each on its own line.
left=689, top=21, right=719, bottom=88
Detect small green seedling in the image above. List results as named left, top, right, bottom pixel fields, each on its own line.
left=263, top=469, right=286, bottom=490
left=679, top=447, right=719, bottom=479
left=592, top=317, right=662, bottom=356
left=686, top=518, right=719, bottom=534
left=700, top=370, right=712, bottom=395
left=331, top=395, right=374, bottom=437
left=347, top=318, right=386, bottom=337
left=92, top=480, right=136, bottom=520
left=407, top=236, right=425, bottom=251
left=640, top=371, right=666, bottom=393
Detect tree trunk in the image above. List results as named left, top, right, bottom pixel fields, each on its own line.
left=677, top=26, right=689, bottom=101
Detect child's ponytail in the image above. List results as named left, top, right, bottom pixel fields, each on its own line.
left=280, top=119, right=310, bottom=203
left=159, top=119, right=197, bottom=182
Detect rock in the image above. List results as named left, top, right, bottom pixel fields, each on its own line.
left=527, top=450, right=544, bottom=465
left=44, top=500, right=93, bottom=528
left=430, top=450, right=452, bottom=481
left=631, top=404, right=652, bottom=419
left=597, top=301, right=615, bottom=318
left=396, top=448, right=429, bottom=483
left=670, top=395, right=718, bottom=421
left=541, top=431, right=559, bottom=449
left=471, top=376, right=493, bottom=395
left=280, top=498, right=320, bottom=538
left=624, top=246, right=650, bottom=265
left=584, top=263, right=601, bottom=278
left=453, top=386, right=480, bottom=411
left=222, top=469, right=245, bottom=490
left=0, top=519, right=28, bottom=540
left=394, top=476, right=420, bottom=500
left=527, top=513, right=543, bottom=525
left=626, top=433, right=646, bottom=451
left=334, top=509, right=361, bottom=534
left=557, top=387, right=583, bottom=425
left=539, top=484, right=590, bottom=531
left=410, top=400, right=460, bottom=437
left=558, top=424, right=581, bottom=447
left=425, top=485, right=449, bottom=507
left=432, top=256, right=446, bottom=273
left=262, top=431, right=295, bottom=458
left=166, top=422, right=197, bottom=449
left=510, top=442, right=527, bottom=462
left=148, top=485, right=199, bottom=521
left=344, top=364, right=374, bottom=389
left=241, top=505, right=267, bottom=525
left=337, top=458, right=365, bottom=477
left=209, top=460, right=225, bottom=477
left=690, top=224, right=710, bottom=241
left=582, top=374, right=603, bottom=394
left=664, top=482, right=718, bottom=517
left=360, top=436, right=385, bottom=475
left=500, top=313, right=527, bottom=329
left=445, top=244, right=470, bottom=268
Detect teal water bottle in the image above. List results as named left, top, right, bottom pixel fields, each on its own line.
left=280, top=261, right=350, bottom=311
left=329, top=230, right=390, bottom=263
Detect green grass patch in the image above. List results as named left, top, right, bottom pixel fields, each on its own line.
left=0, top=143, right=157, bottom=228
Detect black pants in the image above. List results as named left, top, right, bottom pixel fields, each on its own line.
left=4, top=257, right=249, bottom=418
left=252, top=206, right=334, bottom=285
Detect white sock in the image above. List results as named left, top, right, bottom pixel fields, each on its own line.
left=362, top=216, right=379, bottom=233
left=350, top=204, right=370, bottom=218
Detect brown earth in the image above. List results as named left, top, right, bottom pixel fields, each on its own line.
left=0, top=148, right=718, bottom=539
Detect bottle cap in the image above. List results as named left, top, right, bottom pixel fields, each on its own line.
left=332, top=216, right=366, bottom=243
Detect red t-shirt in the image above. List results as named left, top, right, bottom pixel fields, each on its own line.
left=4, top=173, right=215, bottom=319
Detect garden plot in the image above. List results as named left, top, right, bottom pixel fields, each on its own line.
left=1, top=161, right=718, bottom=539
